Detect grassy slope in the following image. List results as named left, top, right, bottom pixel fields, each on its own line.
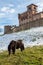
left=0, top=46, right=43, bottom=65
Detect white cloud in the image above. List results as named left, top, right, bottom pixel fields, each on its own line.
left=17, top=4, right=26, bottom=9
left=0, top=26, right=4, bottom=29
left=8, top=4, right=14, bottom=7
left=1, top=7, right=9, bottom=12
left=0, top=13, right=5, bottom=18
left=37, top=2, right=43, bottom=12
left=9, top=9, right=15, bottom=13
left=37, top=2, right=43, bottom=7
left=0, top=6, right=16, bottom=19
left=1, top=6, right=16, bottom=14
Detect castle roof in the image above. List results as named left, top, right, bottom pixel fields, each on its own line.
left=27, top=4, right=38, bottom=7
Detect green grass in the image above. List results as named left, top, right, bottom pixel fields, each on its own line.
left=0, top=45, right=43, bottom=65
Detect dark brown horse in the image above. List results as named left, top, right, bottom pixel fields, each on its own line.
left=8, top=40, right=24, bottom=55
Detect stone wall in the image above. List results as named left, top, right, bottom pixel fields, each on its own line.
left=4, top=26, right=13, bottom=34
left=4, top=18, right=43, bottom=34
left=19, top=18, right=43, bottom=30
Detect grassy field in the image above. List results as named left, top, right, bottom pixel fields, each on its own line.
left=0, top=46, right=43, bottom=65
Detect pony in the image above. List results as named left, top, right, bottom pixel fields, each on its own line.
left=8, top=40, right=24, bottom=55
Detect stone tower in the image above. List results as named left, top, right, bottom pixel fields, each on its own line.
left=27, top=4, right=38, bottom=14
left=18, top=4, right=38, bottom=26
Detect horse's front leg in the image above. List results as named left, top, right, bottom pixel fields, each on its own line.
left=12, top=46, right=16, bottom=54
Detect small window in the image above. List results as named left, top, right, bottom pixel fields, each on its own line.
left=34, top=7, right=36, bottom=9
left=23, top=17, right=25, bottom=20
left=21, top=18, right=23, bottom=21
left=29, top=7, right=31, bottom=10
left=29, top=16, right=31, bottom=18
left=29, top=11, right=31, bottom=14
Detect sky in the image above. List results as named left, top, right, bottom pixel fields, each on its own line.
left=0, top=0, right=43, bottom=31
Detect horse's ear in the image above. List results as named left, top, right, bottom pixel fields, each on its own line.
left=14, top=40, right=16, bottom=43
left=17, top=39, right=22, bottom=42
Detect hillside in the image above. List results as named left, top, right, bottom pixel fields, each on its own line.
left=0, top=46, right=43, bottom=65
left=0, top=27, right=43, bottom=51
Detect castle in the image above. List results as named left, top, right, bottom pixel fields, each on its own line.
left=4, top=4, right=43, bottom=34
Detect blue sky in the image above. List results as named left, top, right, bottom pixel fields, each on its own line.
left=0, top=0, right=43, bottom=28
